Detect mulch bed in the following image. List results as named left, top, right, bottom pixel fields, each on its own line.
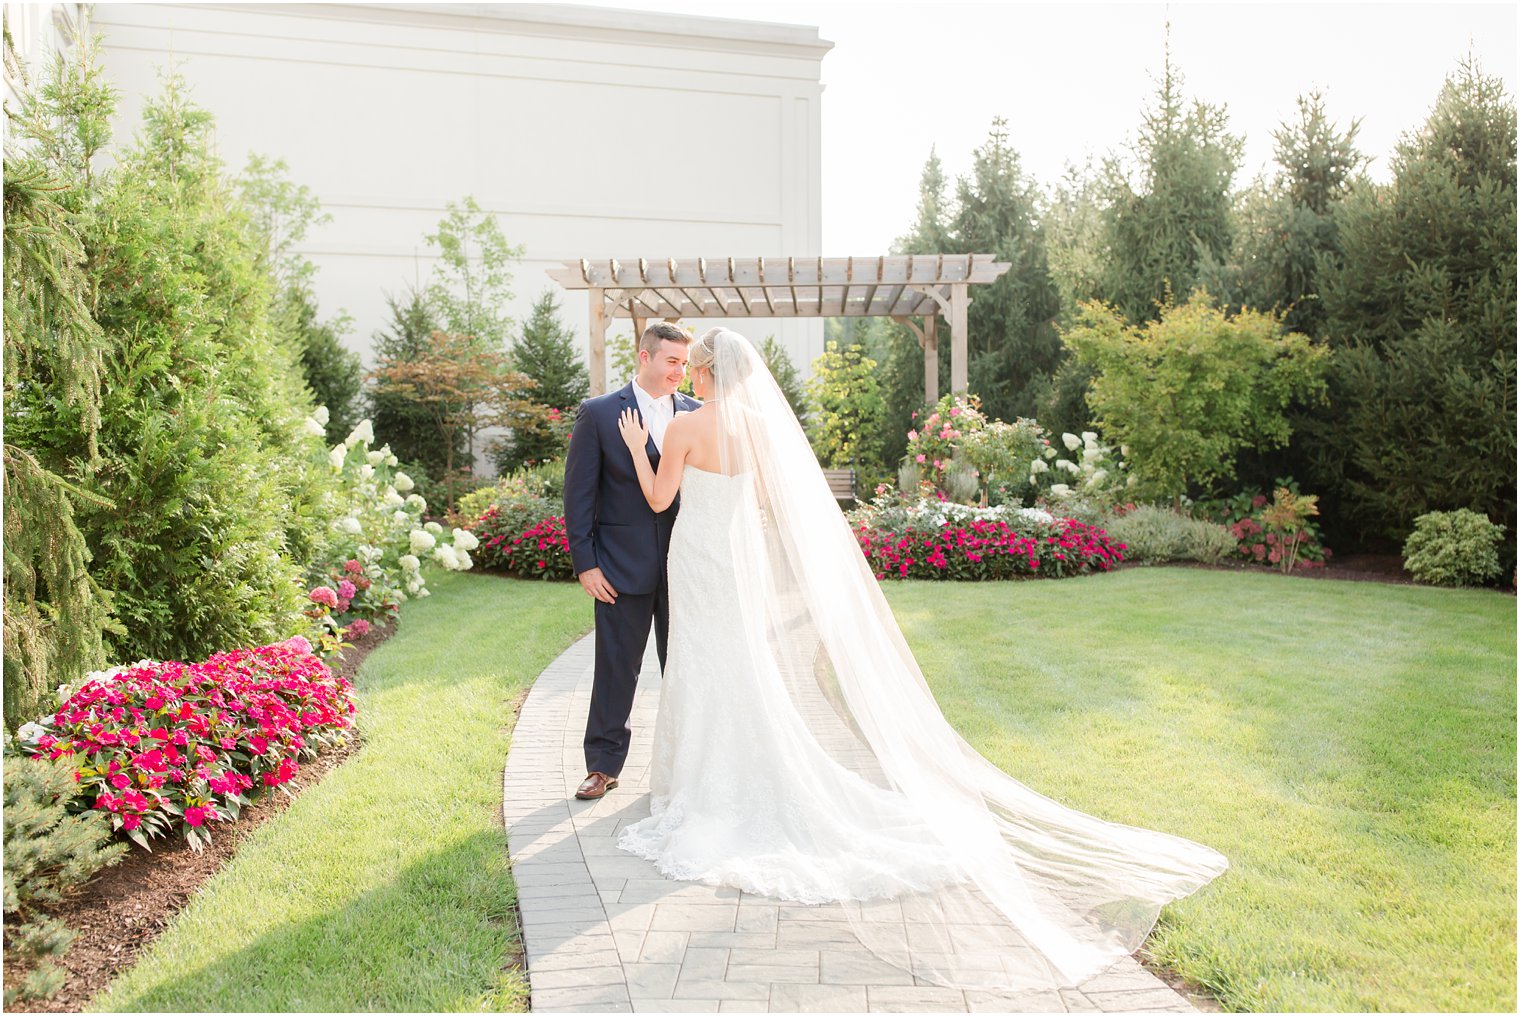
left=4, top=621, right=398, bottom=1013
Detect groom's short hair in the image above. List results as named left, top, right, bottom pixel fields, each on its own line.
left=640, top=322, right=692, bottom=358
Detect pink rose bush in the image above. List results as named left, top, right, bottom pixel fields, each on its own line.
left=18, top=637, right=356, bottom=851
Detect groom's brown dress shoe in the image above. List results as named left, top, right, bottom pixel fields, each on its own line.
left=575, top=772, right=619, bottom=800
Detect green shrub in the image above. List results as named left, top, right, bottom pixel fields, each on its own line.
left=1104, top=505, right=1237, bottom=564
left=4, top=53, right=334, bottom=667
left=3, top=751, right=126, bottom=1002
left=807, top=341, right=886, bottom=470
left=1402, top=509, right=1506, bottom=587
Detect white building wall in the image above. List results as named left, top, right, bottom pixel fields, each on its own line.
left=85, top=2, right=831, bottom=387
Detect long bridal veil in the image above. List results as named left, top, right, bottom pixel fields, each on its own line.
left=699, top=327, right=1227, bottom=992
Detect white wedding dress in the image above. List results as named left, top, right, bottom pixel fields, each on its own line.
left=615, top=329, right=1227, bottom=992
left=618, top=465, right=966, bottom=903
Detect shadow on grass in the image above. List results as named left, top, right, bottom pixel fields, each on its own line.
left=107, top=831, right=530, bottom=1013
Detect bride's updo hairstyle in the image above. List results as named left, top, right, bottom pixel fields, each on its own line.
left=691, top=327, right=755, bottom=394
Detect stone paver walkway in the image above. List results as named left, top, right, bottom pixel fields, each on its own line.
left=503, top=634, right=1202, bottom=1014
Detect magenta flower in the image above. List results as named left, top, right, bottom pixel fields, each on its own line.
left=346, top=618, right=372, bottom=637
left=338, top=580, right=357, bottom=600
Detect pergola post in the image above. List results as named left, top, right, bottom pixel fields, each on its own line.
left=950, top=283, right=969, bottom=394
left=588, top=287, right=607, bottom=396
left=923, top=312, right=938, bottom=405
left=630, top=297, right=646, bottom=358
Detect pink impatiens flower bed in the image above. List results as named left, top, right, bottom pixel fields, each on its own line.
left=26, top=637, right=356, bottom=850
left=856, top=517, right=1126, bottom=581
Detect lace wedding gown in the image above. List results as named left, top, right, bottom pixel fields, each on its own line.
left=614, top=328, right=1227, bottom=992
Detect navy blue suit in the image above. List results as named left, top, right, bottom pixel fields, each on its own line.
left=563, top=383, right=702, bottom=776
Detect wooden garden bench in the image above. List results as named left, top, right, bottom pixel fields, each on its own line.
left=822, top=467, right=857, bottom=504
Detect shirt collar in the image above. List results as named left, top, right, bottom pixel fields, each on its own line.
left=631, top=379, right=670, bottom=412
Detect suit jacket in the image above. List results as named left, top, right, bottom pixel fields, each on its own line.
left=563, top=383, right=703, bottom=595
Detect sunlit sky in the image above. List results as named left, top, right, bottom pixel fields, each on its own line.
left=587, top=1, right=1518, bottom=253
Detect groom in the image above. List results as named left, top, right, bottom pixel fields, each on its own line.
left=563, top=323, right=699, bottom=800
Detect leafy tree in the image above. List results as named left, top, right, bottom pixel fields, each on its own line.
left=858, top=316, right=926, bottom=467
left=1317, top=59, right=1516, bottom=555
left=238, top=153, right=361, bottom=434
left=425, top=195, right=523, bottom=352
left=806, top=342, right=886, bottom=470
left=369, top=331, right=539, bottom=511
left=1100, top=53, right=1243, bottom=324
left=1044, top=158, right=1107, bottom=328
left=1065, top=291, right=1329, bottom=501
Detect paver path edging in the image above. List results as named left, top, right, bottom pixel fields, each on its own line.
left=503, top=633, right=1202, bottom=1014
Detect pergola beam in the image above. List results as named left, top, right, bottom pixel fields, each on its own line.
left=550, top=256, right=1009, bottom=395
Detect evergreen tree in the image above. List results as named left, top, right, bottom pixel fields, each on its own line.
left=368, top=286, right=457, bottom=478
left=1203, top=92, right=1367, bottom=338
left=494, top=290, right=588, bottom=471
left=1100, top=51, right=1243, bottom=323
left=758, top=335, right=808, bottom=422
left=2, top=27, right=117, bottom=728
left=950, top=119, right=1064, bottom=422
left=284, top=284, right=362, bottom=438
left=238, top=153, right=362, bottom=436
left=896, top=145, right=951, bottom=255
left=512, top=290, right=589, bottom=410
left=6, top=54, right=331, bottom=665
left=1317, top=59, right=1516, bottom=560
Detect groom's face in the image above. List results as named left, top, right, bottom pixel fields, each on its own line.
left=640, top=340, right=690, bottom=397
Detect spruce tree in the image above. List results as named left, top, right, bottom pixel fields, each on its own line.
left=494, top=290, right=589, bottom=471
left=368, top=287, right=458, bottom=478
left=2, top=28, right=117, bottom=728
left=1318, top=59, right=1516, bottom=561
left=1205, top=92, right=1366, bottom=339
left=758, top=335, right=808, bottom=421
left=950, top=119, right=1063, bottom=422
left=512, top=290, right=589, bottom=410
left=1100, top=52, right=1243, bottom=324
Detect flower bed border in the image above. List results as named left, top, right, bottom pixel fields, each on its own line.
left=1, top=621, right=397, bottom=1014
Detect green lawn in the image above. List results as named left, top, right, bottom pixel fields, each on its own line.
left=91, top=570, right=590, bottom=1012
left=883, top=568, right=1516, bottom=1013
left=91, top=567, right=1513, bottom=1012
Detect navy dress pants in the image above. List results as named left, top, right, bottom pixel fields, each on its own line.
left=584, top=580, right=670, bottom=777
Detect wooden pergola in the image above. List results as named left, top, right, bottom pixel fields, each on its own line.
left=545, top=255, right=1012, bottom=400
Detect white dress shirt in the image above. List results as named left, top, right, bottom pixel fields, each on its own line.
left=631, top=380, right=675, bottom=453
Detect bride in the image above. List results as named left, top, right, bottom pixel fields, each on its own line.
left=610, top=326, right=1226, bottom=992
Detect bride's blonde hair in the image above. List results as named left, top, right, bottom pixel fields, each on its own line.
left=690, top=327, right=754, bottom=387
